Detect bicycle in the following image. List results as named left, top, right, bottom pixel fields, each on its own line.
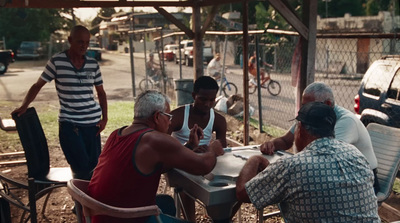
left=213, top=68, right=238, bottom=97
left=247, top=63, right=281, bottom=96
left=248, top=77, right=281, bottom=96
left=139, top=70, right=174, bottom=94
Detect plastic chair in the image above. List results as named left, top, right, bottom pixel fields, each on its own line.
left=0, top=107, right=72, bottom=223
left=367, top=123, right=400, bottom=204
left=67, top=179, right=163, bottom=223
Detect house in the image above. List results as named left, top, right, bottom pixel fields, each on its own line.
left=316, top=11, right=400, bottom=75
left=99, top=11, right=191, bottom=52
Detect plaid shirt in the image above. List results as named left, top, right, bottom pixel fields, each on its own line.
left=245, top=138, right=380, bottom=223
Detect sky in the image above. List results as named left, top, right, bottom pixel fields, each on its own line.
left=74, top=7, right=191, bottom=21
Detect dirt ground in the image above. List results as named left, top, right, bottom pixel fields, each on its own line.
left=0, top=99, right=282, bottom=223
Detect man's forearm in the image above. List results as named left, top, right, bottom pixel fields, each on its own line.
left=236, top=158, right=261, bottom=202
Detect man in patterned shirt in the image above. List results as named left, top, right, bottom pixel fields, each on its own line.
left=236, top=102, right=380, bottom=222
left=12, top=25, right=108, bottom=180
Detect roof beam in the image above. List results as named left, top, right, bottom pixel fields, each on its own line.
left=2, top=0, right=193, bottom=8
left=200, top=5, right=219, bottom=38
left=154, top=6, right=194, bottom=39
left=268, top=0, right=309, bottom=40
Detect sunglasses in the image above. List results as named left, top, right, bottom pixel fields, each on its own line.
left=159, top=111, right=173, bottom=121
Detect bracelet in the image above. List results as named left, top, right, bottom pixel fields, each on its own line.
left=184, top=143, right=193, bottom=150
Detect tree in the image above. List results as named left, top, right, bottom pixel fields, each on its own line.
left=90, top=7, right=116, bottom=36
left=0, top=8, right=69, bottom=52
left=317, top=0, right=365, bottom=18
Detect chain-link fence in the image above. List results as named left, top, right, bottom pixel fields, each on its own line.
left=222, top=35, right=400, bottom=131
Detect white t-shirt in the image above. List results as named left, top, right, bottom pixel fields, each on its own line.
left=207, top=58, right=222, bottom=76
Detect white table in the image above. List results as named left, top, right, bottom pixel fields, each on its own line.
left=166, top=145, right=292, bottom=222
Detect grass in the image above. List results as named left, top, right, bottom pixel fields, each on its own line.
left=234, top=116, right=286, bottom=138
left=103, top=101, right=134, bottom=136
left=393, top=178, right=400, bottom=194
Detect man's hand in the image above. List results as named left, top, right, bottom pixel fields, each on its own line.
left=209, top=140, right=224, bottom=156
left=11, top=106, right=28, bottom=117
left=187, top=124, right=204, bottom=149
left=259, top=141, right=275, bottom=155
left=96, top=118, right=108, bottom=136
left=193, top=145, right=208, bottom=153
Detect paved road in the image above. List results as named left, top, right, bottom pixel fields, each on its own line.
left=0, top=51, right=362, bottom=130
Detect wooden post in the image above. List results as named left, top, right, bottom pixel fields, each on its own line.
left=298, top=0, right=317, bottom=108
left=192, top=4, right=203, bottom=80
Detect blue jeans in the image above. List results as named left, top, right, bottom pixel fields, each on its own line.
left=146, top=195, right=190, bottom=223
left=59, top=121, right=101, bottom=180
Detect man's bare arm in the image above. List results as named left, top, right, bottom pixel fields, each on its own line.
left=12, top=78, right=46, bottom=116
left=236, top=155, right=269, bottom=203
left=214, top=113, right=227, bottom=148
left=259, top=131, right=294, bottom=155
left=95, top=85, right=108, bottom=135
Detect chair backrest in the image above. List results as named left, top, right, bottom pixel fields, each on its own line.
left=367, top=123, right=400, bottom=203
left=67, top=179, right=161, bottom=222
left=12, top=107, right=50, bottom=179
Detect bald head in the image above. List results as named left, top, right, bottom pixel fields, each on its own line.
left=70, top=25, right=90, bottom=38
left=68, top=25, right=90, bottom=57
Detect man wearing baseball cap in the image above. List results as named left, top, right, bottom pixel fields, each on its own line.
left=236, top=102, right=380, bottom=222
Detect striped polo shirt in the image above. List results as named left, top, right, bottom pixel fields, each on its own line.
left=41, top=51, right=103, bottom=126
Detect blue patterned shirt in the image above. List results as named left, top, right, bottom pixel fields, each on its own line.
left=245, top=138, right=380, bottom=223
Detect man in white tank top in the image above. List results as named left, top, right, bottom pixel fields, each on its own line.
left=169, top=76, right=227, bottom=149
left=168, top=76, right=227, bottom=221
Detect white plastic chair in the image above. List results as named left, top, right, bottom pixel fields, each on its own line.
left=367, top=123, right=400, bottom=204
left=67, top=179, right=163, bottom=223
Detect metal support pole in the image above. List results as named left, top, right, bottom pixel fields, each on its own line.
left=143, top=34, right=149, bottom=89
left=160, top=29, right=166, bottom=94
left=129, top=16, right=136, bottom=97
left=242, top=0, right=250, bottom=145
left=178, top=35, right=182, bottom=79
left=220, top=30, right=229, bottom=96
left=255, top=35, right=264, bottom=132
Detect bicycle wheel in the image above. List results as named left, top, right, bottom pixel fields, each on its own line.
left=222, top=82, right=238, bottom=97
left=267, top=80, right=281, bottom=96
left=248, top=85, right=257, bottom=94
left=139, top=78, right=154, bottom=92
left=165, top=77, right=175, bottom=100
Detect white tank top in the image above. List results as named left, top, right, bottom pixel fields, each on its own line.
left=172, top=104, right=215, bottom=146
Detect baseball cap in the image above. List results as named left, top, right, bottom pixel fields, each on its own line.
left=295, top=102, right=336, bottom=131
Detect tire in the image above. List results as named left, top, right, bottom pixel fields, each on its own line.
left=0, top=61, right=7, bottom=75
left=139, top=78, right=154, bottom=92
left=174, top=55, right=178, bottom=64
left=248, top=81, right=257, bottom=94
left=267, top=80, right=281, bottom=96
left=222, top=82, right=238, bottom=97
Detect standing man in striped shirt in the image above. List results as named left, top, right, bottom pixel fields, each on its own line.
left=12, top=25, right=108, bottom=180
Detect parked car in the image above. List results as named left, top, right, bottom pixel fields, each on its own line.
left=0, top=49, right=15, bottom=74
left=86, top=42, right=102, bottom=61
left=174, top=40, right=213, bottom=66
left=17, top=41, right=44, bottom=59
left=162, top=44, right=178, bottom=61
left=354, top=55, right=400, bottom=128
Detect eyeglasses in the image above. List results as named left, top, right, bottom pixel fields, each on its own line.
left=159, top=111, right=173, bottom=121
